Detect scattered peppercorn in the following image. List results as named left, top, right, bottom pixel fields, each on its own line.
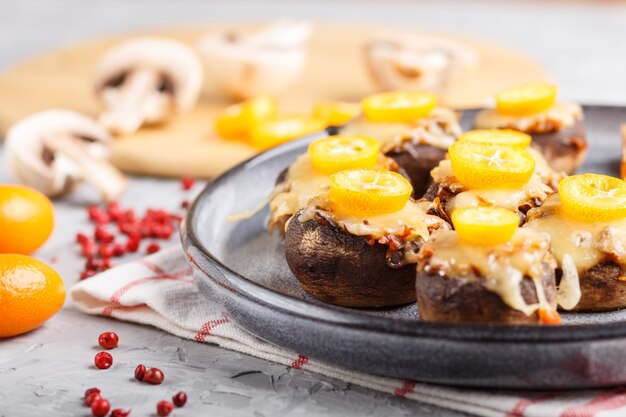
left=157, top=400, right=174, bottom=417
left=143, top=367, right=165, bottom=385
left=94, top=352, right=113, bottom=370
left=90, top=397, right=110, bottom=417
left=98, top=332, right=119, bottom=349
left=172, top=391, right=187, bottom=407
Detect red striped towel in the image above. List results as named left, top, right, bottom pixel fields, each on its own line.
left=70, top=246, right=626, bottom=417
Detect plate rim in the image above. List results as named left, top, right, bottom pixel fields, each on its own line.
left=183, top=104, right=626, bottom=344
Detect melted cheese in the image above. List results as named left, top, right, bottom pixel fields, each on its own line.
left=474, top=101, right=583, bottom=133
left=430, top=159, right=553, bottom=213
left=305, top=197, right=448, bottom=241
left=418, top=228, right=554, bottom=315
left=341, top=108, right=461, bottom=151
left=269, top=153, right=400, bottom=230
left=269, top=154, right=330, bottom=227
left=524, top=194, right=626, bottom=273
left=296, top=195, right=450, bottom=266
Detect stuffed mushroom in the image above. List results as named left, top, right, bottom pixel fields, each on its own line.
left=341, top=92, right=462, bottom=198
left=268, top=135, right=403, bottom=234
left=416, top=206, right=560, bottom=324
left=285, top=168, right=448, bottom=308
left=524, top=174, right=626, bottom=311
left=473, top=82, right=586, bottom=175
left=427, top=141, right=554, bottom=224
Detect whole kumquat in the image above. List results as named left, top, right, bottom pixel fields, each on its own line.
left=0, top=184, right=54, bottom=254
left=0, top=254, right=65, bottom=337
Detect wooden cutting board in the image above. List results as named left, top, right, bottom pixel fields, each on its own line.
left=0, top=24, right=549, bottom=178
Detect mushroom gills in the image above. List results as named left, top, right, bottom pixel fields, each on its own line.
left=41, top=134, right=127, bottom=202
left=99, top=69, right=174, bottom=134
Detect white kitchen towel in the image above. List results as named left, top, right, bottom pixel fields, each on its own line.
left=70, top=246, right=626, bottom=417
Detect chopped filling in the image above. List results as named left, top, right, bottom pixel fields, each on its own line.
left=524, top=193, right=626, bottom=274
left=294, top=195, right=449, bottom=267
left=341, top=108, right=461, bottom=151
left=268, top=152, right=399, bottom=232
left=474, top=101, right=583, bottom=134
left=430, top=159, right=553, bottom=214
left=417, top=228, right=555, bottom=315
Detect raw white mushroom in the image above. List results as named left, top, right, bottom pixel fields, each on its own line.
left=365, top=34, right=479, bottom=98
left=197, top=20, right=312, bottom=99
left=5, top=109, right=127, bottom=202
left=93, top=37, right=203, bottom=134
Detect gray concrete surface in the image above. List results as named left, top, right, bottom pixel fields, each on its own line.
left=1, top=1, right=625, bottom=416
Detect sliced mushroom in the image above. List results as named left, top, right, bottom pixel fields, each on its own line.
left=93, top=37, right=203, bottom=134
left=5, top=109, right=127, bottom=202
left=365, top=34, right=479, bottom=99
left=197, top=20, right=312, bottom=99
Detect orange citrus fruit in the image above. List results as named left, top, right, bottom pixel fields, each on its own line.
left=0, top=184, right=54, bottom=254
left=215, top=96, right=277, bottom=140
left=451, top=206, right=519, bottom=246
left=558, top=174, right=626, bottom=222
left=0, top=254, right=65, bottom=337
left=448, top=142, right=535, bottom=189
left=361, top=91, right=437, bottom=123
left=312, top=100, right=360, bottom=126
left=329, top=169, right=412, bottom=215
left=458, top=129, right=532, bottom=150
left=308, top=135, right=380, bottom=174
left=496, top=82, right=557, bottom=116
left=249, top=115, right=326, bottom=150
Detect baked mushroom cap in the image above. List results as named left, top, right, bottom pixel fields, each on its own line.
left=365, top=34, right=479, bottom=97
left=5, top=109, right=127, bottom=201
left=284, top=208, right=417, bottom=308
left=197, top=20, right=312, bottom=99
left=416, top=263, right=557, bottom=324
left=93, top=36, right=203, bottom=134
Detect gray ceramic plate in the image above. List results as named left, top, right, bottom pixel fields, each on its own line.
left=182, top=106, right=626, bottom=389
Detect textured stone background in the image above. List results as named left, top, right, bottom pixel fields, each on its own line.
left=1, top=1, right=625, bottom=416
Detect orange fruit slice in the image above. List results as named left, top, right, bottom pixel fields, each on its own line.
left=0, top=184, right=54, bottom=254
left=458, top=129, right=532, bottom=150
left=558, top=174, right=626, bottom=222
left=448, top=142, right=535, bottom=189
left=308, top=135, right=380, bottom=175
left=496, top=82, right=558, bottom=117
left=313, top=100, right=360, bottom=126
left=329, top=169, right=412, bottom=215
left=361, top=91, right=437, bottom=123
left=451, top=206, right=519, bottom=246
left=215, top=96, right=277, bottom=140
left=0, top=254, right=65, bottom=337
left=249, top=116, right=326, bottom=151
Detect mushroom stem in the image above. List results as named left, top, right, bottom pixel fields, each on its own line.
left=41, top=135, right=127, bottom=202
left=99, top=69, right=164, bottom=134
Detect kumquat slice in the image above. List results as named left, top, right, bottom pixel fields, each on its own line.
left=215, top=96, right=277, bottom=140
left=361, top=91, right=437, bottom=123
left=558, top=174, right=626, bottom=222
left=448, top=142, right=535, bottom=189
left=313, top=100, right=360, bottom=126
left=495, top=82, right=557, bottom=117
left=329, top=169, right=412, bottom=215
left=451, top=206, right=520, bottom=246
left=458, top=129, right=531, bottom=150
left=308, top=135, right=380, bottom=175
left=249, top=115, right=326, bottom=150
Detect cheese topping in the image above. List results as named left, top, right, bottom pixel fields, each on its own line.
left=430, top=159, right=553, bottom=213
left=295, top=195, right=449, bottom=266
left=341, top=108, right=461, bottom=151
left=418, top=228, right=554, bottom=315
left=268, top=152, right=398, bottom=231
left=524, top=193, right=626, bottom=273
left=474, top=101, right=583, bottom=134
